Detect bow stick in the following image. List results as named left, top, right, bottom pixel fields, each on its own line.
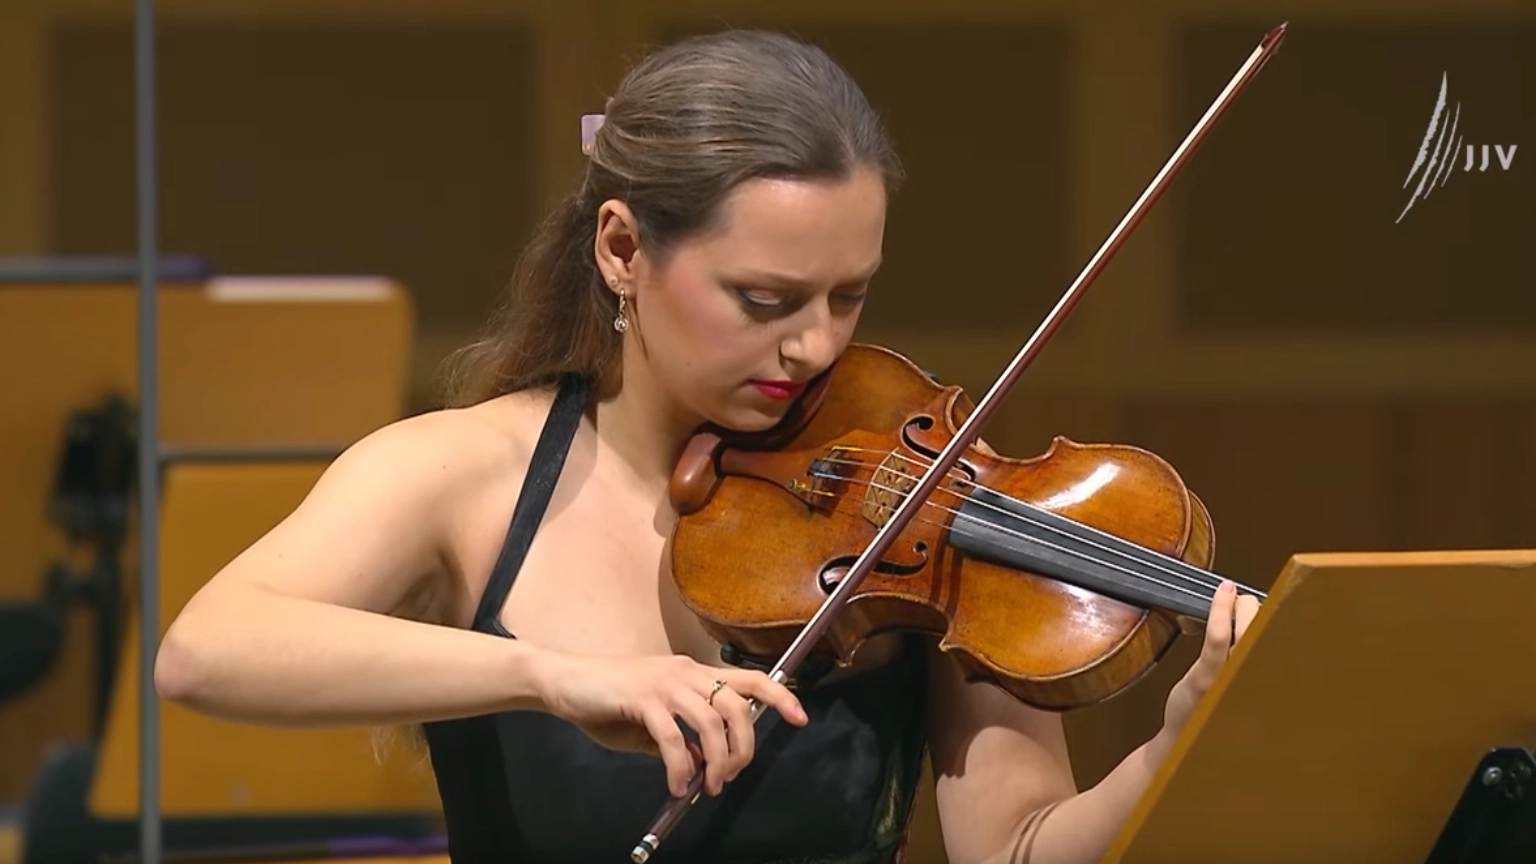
left=631, top=21, right=1289, bottom=862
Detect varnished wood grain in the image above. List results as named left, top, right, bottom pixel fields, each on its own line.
left=670, top=344, right=1214, bottom=711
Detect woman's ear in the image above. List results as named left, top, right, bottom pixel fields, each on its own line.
left=594, top=199, right=642, bottom=290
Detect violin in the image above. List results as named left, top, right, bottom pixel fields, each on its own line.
left=631, top=21, right=1289, bottom=862
left=670, top=340, right=1222, bottom=707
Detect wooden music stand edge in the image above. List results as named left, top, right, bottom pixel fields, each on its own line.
left=1099, top=548, right=1536, bottom=864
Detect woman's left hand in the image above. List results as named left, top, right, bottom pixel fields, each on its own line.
left=1161, top=580, right=1262, bottom=739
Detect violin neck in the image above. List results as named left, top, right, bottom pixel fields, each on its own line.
left=948, top=486, right=1223, bottom=620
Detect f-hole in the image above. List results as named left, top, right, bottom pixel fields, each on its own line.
left=818, top=541, right=929, bottom=593
left=900, top=415, right=936, bottom=455
left=899, top=415, right=978, bottom=486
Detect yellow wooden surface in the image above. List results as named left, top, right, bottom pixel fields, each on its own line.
left=0, top=276, right=414, bottom=801
left=1104, top=548, right=1536, bottom=863
left=88, top=460, right=442, bottom=818
left=275, top=858, right=449, bottom=864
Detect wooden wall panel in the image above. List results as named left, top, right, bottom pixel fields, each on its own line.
left=1495, top=403, right=1536, bottom=548
left=49, top=20, right=537, bottom=338
left=1171, top=21, right=1536, bottom=334
left=655, top=19, right=1073, bottom=336
left=1387, top=400, right=1506, bottom=550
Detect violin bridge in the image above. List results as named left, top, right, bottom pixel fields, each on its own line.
left=861, top=451, right=918, bottom=527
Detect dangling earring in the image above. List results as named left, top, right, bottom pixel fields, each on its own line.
left=613, top=290, right=629, bottom=333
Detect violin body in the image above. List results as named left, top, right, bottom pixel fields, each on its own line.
left=668, top=343, right=1215, bottom=711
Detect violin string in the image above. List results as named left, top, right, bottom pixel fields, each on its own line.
left=802, top=462, right=1222, bottom=607
left=880, top=450, right=1230, bottom=592
left=814, top=448, right=1230, bottom=594
left=822, top=459, right=1223, bottom=600
left=802, top=471, right=1217, bottom=608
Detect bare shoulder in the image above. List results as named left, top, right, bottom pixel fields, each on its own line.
left=333, top=392, right=550, bottom=492
left=339, top=383, right=572, bottom=494
left=309, top=388, right=565, bottom=558
left=197, top=387, right=564, bottom=621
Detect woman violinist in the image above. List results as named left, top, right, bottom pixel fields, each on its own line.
left=155, top=29, right=1261, bottom=864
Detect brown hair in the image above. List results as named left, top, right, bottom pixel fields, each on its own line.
left=437, top=28, right=903, bottom=408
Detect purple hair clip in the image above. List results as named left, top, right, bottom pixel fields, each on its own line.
left=581, top=99, right=613, bottom=156
left=581, top=113, right=605, bottom=155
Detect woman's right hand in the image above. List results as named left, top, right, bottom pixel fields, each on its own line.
left=537, top=651, right=808, bottom=798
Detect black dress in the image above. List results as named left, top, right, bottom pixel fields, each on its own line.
left=422, top=374, right=932, bottom=864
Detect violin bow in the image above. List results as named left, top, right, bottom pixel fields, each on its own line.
left=631, top=21, right=1288, bottom=862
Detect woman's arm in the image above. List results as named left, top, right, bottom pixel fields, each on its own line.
left=928, top=582, right=1259, bottom=864
left=154, top=410, right=553, bottom=728
left=154, top=406, right=809, bottom=795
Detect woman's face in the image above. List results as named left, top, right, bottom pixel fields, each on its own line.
left=599, top=166, right=887, bottom=433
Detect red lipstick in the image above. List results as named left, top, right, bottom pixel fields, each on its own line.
left=750, top=379, right=804, bottom=400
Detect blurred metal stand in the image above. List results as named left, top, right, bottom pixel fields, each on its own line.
left=133, top=1, right=162, bottom=864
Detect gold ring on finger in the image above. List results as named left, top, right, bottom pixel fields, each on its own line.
left=707, top=679, right=726, bottom=705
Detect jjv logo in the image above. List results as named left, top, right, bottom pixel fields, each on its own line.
left=1397, top=71, right=1518, bottom=223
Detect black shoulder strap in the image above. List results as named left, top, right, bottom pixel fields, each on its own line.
left=473, top=374, right=592, bottom=635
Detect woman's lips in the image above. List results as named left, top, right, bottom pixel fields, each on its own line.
left=750, top=379, right=804, bottom=400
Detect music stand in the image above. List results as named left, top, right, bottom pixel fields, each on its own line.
left=1101, top=549, right=1536, bottom=864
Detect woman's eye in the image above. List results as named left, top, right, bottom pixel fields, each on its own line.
left=735, top=289, right=783, bottom=309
